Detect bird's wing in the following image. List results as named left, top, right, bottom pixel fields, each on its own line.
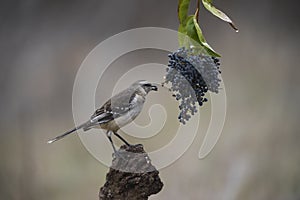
left=90, top=89, right=137, bottom=124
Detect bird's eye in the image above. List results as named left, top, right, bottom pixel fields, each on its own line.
left=143, top=83, right=151, bottom=87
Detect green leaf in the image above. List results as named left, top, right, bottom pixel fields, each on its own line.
left=178, top=14, right=220, bottom=57
left=202, top=0, right=238, bottom=31
left=178, top=24, right=187, bottom=47
left=177, top=0, right=221, bottom=57
left=178, top=16, right=198, bottom=49
left=186, top=16, right=199, bottom=43
left=178, top=0, right=190, bottom=25
left=192, top=13, right=221, bottom=57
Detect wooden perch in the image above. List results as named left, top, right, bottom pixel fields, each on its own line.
left=99, top=144, right=163, bottom=200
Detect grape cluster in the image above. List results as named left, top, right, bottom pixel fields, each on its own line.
left=164, top=48, right=221, bottom=124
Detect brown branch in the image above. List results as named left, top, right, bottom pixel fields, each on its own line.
left=196, top=0, right=200, bottom=21
left=99, top=144, right=164, bottom=200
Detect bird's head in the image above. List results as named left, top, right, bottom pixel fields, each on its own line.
left=133, top=80, right=158, bottom=95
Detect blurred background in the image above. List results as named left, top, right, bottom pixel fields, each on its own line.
left=1, top=0, right=300, bottom=199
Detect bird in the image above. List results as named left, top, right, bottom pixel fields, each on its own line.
left=47, top=80, right=158, bottom=154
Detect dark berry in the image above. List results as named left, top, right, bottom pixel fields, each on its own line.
left=164, top=47, right=221, bottom=124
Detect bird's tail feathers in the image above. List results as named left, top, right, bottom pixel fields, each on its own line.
left=47, top=121, right=90, bottom=144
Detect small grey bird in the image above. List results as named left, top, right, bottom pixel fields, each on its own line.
left=47, top=80, right=158, bottom=153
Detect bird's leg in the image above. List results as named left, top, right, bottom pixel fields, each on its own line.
left=106, top=130, right=118, bottom=156
left=113, top=132, right=132, bottom=146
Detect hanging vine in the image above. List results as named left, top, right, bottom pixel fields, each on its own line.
left=163, top=0, right=237, bottom=124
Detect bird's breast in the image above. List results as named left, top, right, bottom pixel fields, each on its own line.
left=113, top=105, right=142, bottom=128
left=100, top=94, right=146, bottom=132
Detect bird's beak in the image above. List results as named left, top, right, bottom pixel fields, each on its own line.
left=151, top=85, right=158, bottom=91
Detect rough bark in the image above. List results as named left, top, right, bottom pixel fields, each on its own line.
left=99, top=144, right=163, bottom=200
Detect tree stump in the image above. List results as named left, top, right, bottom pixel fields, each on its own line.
left=99, top=144, right=163, bottom=200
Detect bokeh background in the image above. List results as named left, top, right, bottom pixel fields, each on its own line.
left=1, top=0, right=300, bottom=199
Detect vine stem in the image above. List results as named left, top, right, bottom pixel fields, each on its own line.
left=196, top=0, right=200, bottom=22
